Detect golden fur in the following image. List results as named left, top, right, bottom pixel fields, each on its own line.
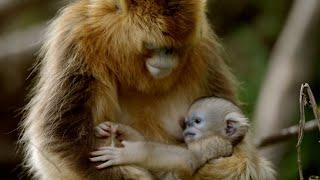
left=20, top=0, right=242, bottom=179
left=192, top=136, right=276, bottom=180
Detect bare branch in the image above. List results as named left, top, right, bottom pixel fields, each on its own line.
left=297, top=84, right=307, bottom=180
left=304, top=84, right=320, bottom=133
left=257, top=119, right=319, bottom=148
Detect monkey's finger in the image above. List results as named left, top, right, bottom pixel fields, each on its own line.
left=96, top=160, right=120, bottom=169
left=96, top=146, right=122, bottom=151
left=99, top=123, right=112, bottom=131
left=97, top=146, right=109, bottom=150
left=95, top=128, right=111, bottom=138
left=96, top=126, right=111, bottom=133
left=91, top=149, right=116, bottom=156
left=89, top=155, right=115, bottom=162
left=103, top=121, right=113, bottom=126
left=97, top=146, right=120, bottom=150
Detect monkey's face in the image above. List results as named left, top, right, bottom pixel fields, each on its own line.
left=183, top=113, right=207, bottom=143
left=88, top=0, right=206, bottom=92
left=183, top=98, right=249, bottom=144
left=183, top=108, right=226, bottom=143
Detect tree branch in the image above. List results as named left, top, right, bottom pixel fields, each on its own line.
left=257, top=119, right=319, bottom=148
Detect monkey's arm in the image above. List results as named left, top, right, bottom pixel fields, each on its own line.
left=90, top=137, right=232, bottom=173
left=187, top=136, right=233, bottom=164
left=28, top=12, right=121, bottom=177
left=114, top=123, right=145, bottom=141
left=91, top=141, right=199, bottom=174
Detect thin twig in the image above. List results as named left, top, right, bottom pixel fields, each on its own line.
left=304, top=84, right=320, bottom=134
left=296, top=83, right=320, bottom=180
left=297, top=84, right=306, bottom=180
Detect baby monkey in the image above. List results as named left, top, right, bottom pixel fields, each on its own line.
left=90, top=97, right=258, bottom=179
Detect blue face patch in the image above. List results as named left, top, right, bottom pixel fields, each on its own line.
left=185, top=112, right=206, bottom=128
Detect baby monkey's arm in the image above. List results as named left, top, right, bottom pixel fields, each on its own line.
left=90, top=136, right=233, bottom=173
left=187, top=136, right=233, bottom=165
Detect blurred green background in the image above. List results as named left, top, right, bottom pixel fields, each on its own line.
left=0, top=0, right=319, bottom=179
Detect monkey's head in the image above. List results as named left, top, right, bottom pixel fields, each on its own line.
left=183, top=97, right=249, bottom=145
left=88, top=0, right=208, bottom=93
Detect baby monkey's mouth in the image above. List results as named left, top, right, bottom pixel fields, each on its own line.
left=183, top=131, right=196, bottom=138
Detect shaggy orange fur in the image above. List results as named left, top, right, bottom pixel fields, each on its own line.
left=192, top=136, right=275, bottom=180
left=18, top=0, right=262, bottom=179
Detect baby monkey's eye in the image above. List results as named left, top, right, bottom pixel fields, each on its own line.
left=194, top=118, right=202, bottom=124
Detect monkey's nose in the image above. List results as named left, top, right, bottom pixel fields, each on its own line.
left=185, top=121, right=193, bottom=127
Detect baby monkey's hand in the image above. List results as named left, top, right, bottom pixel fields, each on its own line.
left=91, top=122, right=146, bottom=169
left=94, top=122, right=117, bottom=139
left=95, top=121, right=145, bottom=142
left=90, top=141, right=147, bottom=169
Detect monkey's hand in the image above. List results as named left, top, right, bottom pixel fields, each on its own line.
left=95, top=121, right=145, bottom=141
left=94, top=122, right=116, bottom=138
left=114, top=124, right=145, bottom=142
left=90, top=141, right=147, bottom=169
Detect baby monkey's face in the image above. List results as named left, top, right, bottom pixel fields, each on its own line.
left=183, top=113, right=208, bottom=143
left=183, top=98, right=249, bottom=144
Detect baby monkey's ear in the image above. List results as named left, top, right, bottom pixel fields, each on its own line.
left=225, top=112, right=249, bottom=145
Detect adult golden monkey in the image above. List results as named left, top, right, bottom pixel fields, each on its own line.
left=21, top=0, right=237, bottom=179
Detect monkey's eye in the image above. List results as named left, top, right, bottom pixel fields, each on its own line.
left=164, top=47, right=174, bottom=55
left=194, top=118, right=202, bottom=124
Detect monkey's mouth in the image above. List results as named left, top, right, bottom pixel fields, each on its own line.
left=146, top=56, right=178, bottom=70
left=146, top=59, right=176, bottom=79
left=147, top=63, right=172, bottom=70
left=183, top=131, right=196, bottom=138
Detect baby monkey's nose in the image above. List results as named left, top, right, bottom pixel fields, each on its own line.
left=185, top=120, right=194, bottom=127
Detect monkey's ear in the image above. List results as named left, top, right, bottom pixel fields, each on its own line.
left=225, top=112, right=249, bottom=144
left=115, top=0, right=132, bottom=14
